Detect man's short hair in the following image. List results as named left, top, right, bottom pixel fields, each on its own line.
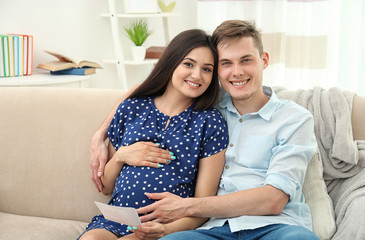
left=212, top=20, right=264, bottom=56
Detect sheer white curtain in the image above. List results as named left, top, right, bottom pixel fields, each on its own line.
left=197, top=0, right=365, bottom=95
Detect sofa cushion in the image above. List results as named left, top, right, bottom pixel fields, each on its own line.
left=0, top=211, right=88, bottom=240
left=0, top=87, right=118, bottom=222
left=303, top=149, right=336, bottom=240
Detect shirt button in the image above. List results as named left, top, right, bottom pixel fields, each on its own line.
left=225, top=165, right=230, bottom=169
left=229, top=143, right=234, bottom=147
left=239, top=119, right=243, bottom=122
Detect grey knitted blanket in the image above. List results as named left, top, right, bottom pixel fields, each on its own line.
left=273, top=86, right=365, bottom=240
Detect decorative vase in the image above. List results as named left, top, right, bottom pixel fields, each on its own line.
left=158, top=0, right=176, bottom=12
left=131, top=46, right=146, bottom=62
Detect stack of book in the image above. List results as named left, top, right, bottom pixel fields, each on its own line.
left=37, top=51, right=102, bottom=75
left=0, top=34, right=33, bottom=77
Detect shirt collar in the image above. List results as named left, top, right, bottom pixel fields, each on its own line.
left=218, top=86, right=280, bottom=121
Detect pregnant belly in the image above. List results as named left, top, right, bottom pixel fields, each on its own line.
left=109, top=165, right=193, bottom=208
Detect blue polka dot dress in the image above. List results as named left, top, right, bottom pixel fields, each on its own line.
left=80, top=97, right=228, bottom=237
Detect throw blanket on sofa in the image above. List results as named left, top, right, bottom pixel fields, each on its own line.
left=273, top=86, right=365, bottom=240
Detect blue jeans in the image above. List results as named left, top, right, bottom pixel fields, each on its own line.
left=160, top=222, right=320, bottom=240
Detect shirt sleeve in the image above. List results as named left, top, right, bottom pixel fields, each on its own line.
left=107, top=100, right=130, bottom=151
left=265, top=109, right=317, bottom=201
left=199, top=109, right=229, bottom=159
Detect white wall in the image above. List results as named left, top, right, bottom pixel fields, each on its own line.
left=0, top=0, right=197, bottom=89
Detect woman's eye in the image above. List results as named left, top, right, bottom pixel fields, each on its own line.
left=184, top=62, right=193, bottom=67
left=203, top=67, right=212, bottom=73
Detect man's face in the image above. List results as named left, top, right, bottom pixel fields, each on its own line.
left=217, top=37, right=269, bottom=104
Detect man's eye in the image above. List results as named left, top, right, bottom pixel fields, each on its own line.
left=221, top=62, right=230, bottom=66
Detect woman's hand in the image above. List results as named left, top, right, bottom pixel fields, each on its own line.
left=115, top=142, right=175, bottom=168
left=129, top=222, right=168, bottom=240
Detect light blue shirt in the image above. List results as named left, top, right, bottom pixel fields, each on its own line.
left=200, top=86, right=317, bottom=232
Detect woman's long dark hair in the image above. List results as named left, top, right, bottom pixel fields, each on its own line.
left=128, top=29, right=219, bottom=110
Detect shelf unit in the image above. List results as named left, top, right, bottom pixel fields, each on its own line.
left=0, top=70, right=91, bottom=88
left=102, top=0, right=180, bottom=89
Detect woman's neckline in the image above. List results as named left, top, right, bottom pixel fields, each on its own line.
left=151, top=96, right=194, bottom=119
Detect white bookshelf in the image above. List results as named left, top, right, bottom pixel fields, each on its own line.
left=101, top=0, right=180, bottom=89
left=0, top=71, right=91, bottom=88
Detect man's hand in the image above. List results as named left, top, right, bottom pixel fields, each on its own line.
left=90, top=131, right=109, bottom=192
left=137, top=192, right=189, bottom=223
left=89, top=85, right=140, bottom=193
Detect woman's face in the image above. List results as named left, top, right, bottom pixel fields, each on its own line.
left=169, top=46, right=214, bottom=100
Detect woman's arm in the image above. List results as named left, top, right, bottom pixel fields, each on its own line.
left=100, top=141, right=120, bottom=195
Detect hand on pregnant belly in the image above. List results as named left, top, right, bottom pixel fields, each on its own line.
left=115, top=141, right=175, bottom=168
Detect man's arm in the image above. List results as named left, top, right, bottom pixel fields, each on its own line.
left=138, top=185, right=289, bottom=223
left=137, top=109, right=316, bottom=223
left=186, top=185, right=288, bottom=218
left=90, top=85, right=139, bottom=192
left=133, top=150, right=227, bottom=237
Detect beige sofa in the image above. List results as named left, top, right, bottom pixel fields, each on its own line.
left=0, top=87, right=364, bottom=240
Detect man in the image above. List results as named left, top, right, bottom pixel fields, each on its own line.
left=90, top=20, right=319, bottom=240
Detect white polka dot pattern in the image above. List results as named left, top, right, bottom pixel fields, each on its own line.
left=81, top=97, right=228, bottom=237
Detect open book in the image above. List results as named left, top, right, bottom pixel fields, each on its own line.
left=37, top=50, right=102, bottom=72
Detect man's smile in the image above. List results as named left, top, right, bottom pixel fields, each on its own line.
left=230, top=80, right=249, bottom=86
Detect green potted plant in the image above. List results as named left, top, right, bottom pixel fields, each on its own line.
left=124, top=19, right=152, bottom=61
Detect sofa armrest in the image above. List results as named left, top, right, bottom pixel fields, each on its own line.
left=352, top=95, right=365, bottom=140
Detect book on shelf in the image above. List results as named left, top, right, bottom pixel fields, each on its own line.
left=13, top=35, right=19, bottom=76
left=16, top=35, right=24, bottom=76
left=0, top=34, right=33, bottom=78
left=145, top=46, right=166, bottom=59
left=10, top=34, right=33, bottom=75
left=26, top=35, right=33, bottom=75
left=1, top=35, right=9, bottom=77
left=22, top=35, right=33, bottom=75
left=8, top=35, right=14, bottom=77
left=37, top=50, right=102, bottom=72
left=50, top=67, right=96, bottom=75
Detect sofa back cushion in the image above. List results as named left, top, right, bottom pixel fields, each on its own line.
left=352, top=95, right=365, bottom=140
left=0, top=87, right=123, bottom=222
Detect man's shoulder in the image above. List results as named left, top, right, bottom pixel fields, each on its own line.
left=276, top=98, right=313, bottom=118
left=215, top=89, right=231, bottom=110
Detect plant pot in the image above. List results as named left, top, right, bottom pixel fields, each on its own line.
left=132, top=46, right=146, bottom=62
